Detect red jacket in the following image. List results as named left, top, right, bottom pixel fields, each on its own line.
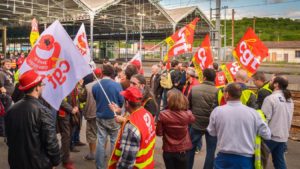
left=182, top=77, right=200, bottom=97
left=156, top=109, right=195, bottom=152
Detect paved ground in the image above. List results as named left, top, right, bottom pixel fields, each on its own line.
left=1, top=119, right=300, bottom=169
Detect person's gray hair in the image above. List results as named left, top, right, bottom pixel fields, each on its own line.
left=235, top=69, right=248, bottom=82
left=186, top=67, right=196, bottom=77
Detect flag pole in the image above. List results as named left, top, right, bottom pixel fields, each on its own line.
left=91, top=71, right=117, bottom=116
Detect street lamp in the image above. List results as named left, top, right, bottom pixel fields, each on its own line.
left=137, top=12, right=146, bottom=52
left=222, top=6, right=228, bottom=61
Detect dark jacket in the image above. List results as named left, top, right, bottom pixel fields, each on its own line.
left=5, top=95, right=60, bottom=169
left=257, top=82, right=272, bottom=109
left=156, top=109, right=195, bottom=152
left=150, top=73, right=163, bottom=99
left=0, top=69, right=15, bottom=96
left=189, top=81, right=218, bottom=132
left=170, top=69, right=183, bottom=90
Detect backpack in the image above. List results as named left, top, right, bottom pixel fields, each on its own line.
left=160, top=71, right=173, bottom=89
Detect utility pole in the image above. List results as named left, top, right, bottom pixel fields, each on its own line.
left=223, top=6, right=228, bottom=61
left=232, top=9, right=235, bottom=48
left=210, top=0, right=212, bottom=20
left=216, top=0, right=221, bottom=61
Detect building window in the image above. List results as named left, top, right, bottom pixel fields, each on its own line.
left=296, top=51, right=300, bottom=58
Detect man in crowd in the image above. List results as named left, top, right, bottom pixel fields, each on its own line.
left=121, top=64, right=138, bottom=90
left=182, top=67, right=199, bottom=97
left=81, top=68, right=102, bottom=161
left=252, top=71, right=272, bottom=109
left=262, top=76, right=294, bottom=169
left=251, top=71, right=273, bottom=168
left=0, top=59, right=15, bottom=96
left=235, top=69, right=257, bottom=109
left=108, top=86, right=155, bottom=169
left=57, top=85, right=82, bottom=169
left=5, top=69, right=61, bottom=169
left=92, top=64, right=124, bottom=169
left=150, top=64, right=163, bottom=109
left=188, top=68, right=218, bottom=169
left=213, top=63, right=226, bottom=88
left=207, top=83, right=271, bottom=169
left=170, top=60, right=183, bottom=91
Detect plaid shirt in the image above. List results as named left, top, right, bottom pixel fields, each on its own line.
left=117, top=122, right=141, bottom=169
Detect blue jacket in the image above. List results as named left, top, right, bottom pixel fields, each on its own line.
left=92, top=78, right=124, bottom=119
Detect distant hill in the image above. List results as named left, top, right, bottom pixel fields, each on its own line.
left=217, top=17, right=300, bottom=47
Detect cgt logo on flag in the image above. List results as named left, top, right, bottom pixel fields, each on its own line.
left=233, top=28, right=268, bottom=75
left=164, top=17, right=199, bottom=62
left=192, top=34, right=213, bottom=82
left=194, top=34, right=213, bottom=70
left=74, top=23, right=91, bottom=64
left=20, top=20, right=92, bottom=110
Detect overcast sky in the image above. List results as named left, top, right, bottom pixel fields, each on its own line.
left=160, top=0, right=300, bottom=19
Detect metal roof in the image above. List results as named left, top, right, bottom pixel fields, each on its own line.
left=0, top=0, right=214, bottom=40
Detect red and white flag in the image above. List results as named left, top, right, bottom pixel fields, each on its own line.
left=73, top=23, right=91, bottom=64
left=20, top=20, right=92, bottom=110
left=233, top=27, right=268, bottom=75
left=129, top=52, right=144, bottom=75
left=192, top=34, right=213, bottom=81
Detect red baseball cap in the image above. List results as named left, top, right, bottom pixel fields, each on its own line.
left=93, top=68, right=102, bottom=76
left=120, top=86, right=143, bottom=103
left=19, top=69, right=44, bottom=91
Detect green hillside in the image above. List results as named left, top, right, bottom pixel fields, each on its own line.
left=220, top=17, right=300, bottom=46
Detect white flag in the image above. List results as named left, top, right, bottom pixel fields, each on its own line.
left=20, top=20, right=92, bottom=110
left=73, top=23, right=91, bottom=64
left=130, top=51, right=142, bottom=64
left=129, top=52, right=144, bottom=74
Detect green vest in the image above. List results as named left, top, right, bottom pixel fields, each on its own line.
left=254, top=109, right=267, bottom=169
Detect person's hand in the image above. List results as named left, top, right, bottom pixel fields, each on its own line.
left=0, top=87, right=6, bottom=93
left=115, top=115, right=126, bottom=123
left=109, top=102, right=121, bottom=114
left=71, top=106, right=79, bottom=114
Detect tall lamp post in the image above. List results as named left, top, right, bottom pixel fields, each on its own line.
left=137, top=12, right=146, bottom=53
left=222, top=6, right=228, bottom=61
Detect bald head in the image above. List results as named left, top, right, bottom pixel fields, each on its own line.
left=235, top=70, right=249, bottom=83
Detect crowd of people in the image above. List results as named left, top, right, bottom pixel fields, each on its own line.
left=0, top=54, right=295, bottom=169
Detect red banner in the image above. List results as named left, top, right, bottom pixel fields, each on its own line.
left=192, top=34, right=213, bottom=81
left=233, top=27, right=268, bottom=75
left=193, top=34, right=213, bottom=70
left=221, top=62, right=241, bottom=83
left=164, top=17, right=199, bottom=61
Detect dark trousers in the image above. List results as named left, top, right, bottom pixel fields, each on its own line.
left=188, top=128, right=217, bottom=169
left=265, top=140, right=287, bottom=169
left=57, top=116, right=71, bottom=163
left=163, top=151, right=188, bottom=169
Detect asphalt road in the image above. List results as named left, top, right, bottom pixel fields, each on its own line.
left=1, top=119, right=300, bottom=169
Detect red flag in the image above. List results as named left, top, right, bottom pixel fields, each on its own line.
left=193, top=34, right=213, bottom=70
left=221, top=62, right=241, bottom=83
left=233, top=28, right=268, bottom=75
left=164, top=18, right=199, bottom=61
left=191, top=34, right=213, bottom=81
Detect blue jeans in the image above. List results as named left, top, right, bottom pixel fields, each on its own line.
left=214, top=153, right=253, bottom=169
left=95, top=118, right=120, bottom=169
left=265, top=140, right=287, bottom=169
left=188, top=128, right=217, bottom=169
